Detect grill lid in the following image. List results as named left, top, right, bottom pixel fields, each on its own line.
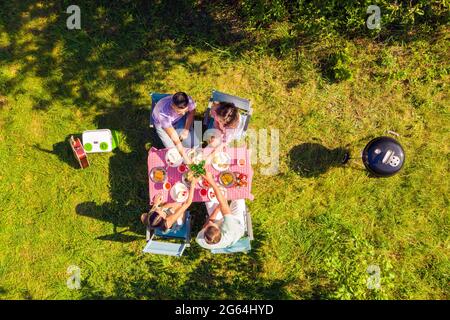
left=362, top=136, right=405, bottom=177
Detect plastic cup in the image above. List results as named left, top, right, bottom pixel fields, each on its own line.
left=178, top=164, right=187, bottom=173
left=163, top=181, right=172, bottom=191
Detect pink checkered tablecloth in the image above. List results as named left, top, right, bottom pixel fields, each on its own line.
left=147, top=146, right=254, bottom=204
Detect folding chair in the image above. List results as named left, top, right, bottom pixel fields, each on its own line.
left=203, top=90, right=253, bottom=140
left=211, top=206, right=254, bottom=254
left=149, top=92, right=171, bottom=128
left=143, top=211, right=192, bottom=257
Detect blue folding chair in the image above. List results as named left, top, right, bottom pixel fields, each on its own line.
left=211, top=207, right=254, bottom=254
left=203, top=90, right=253, bottom=140
left=149, top=92, right=171, bottom=128
left=143, top=211, right=192, bottom=257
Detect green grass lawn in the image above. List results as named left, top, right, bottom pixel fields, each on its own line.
left=0, top=1, right=449, bottom=299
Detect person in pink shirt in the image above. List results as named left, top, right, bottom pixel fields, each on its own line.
left=204, top=101, right=245, bottom=163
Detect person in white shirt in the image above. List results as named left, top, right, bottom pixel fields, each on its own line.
left=196, top=172, right=246, bottom=249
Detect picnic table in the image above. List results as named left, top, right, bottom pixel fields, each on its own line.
left=148, top=146, right=254, bottom=203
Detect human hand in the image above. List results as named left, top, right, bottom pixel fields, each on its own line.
left=203, top=171, right=214, bottom=184
left=179, top=129, right=189, bottom=141
left=183, top=156, right=192, bottom=165
left=179, top=149, right=191, bottom=165
left=190, top=176, right=199, bottom=187
left=208, top=136, right=220, bottom=148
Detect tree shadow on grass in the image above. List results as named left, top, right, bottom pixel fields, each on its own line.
left=33, top=136, right=83, bottom=169
left=0, top=1, right=256, bottom=112
left=79, top=221, right=292, bottom=299
left=74, top=104, right=152, bottom=240
left=288, top=143, right=349, bottom=178
left=1, top=0, right=290, bottom=299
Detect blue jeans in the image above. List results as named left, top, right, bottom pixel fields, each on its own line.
left=155, top=115, right=200, bottom=148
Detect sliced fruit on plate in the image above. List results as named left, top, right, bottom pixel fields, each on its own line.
left=207, top=186, right=227, bottom=202
left=165, top=148, right=183, bottom=167
left=170, top=182, right=189, bottom=202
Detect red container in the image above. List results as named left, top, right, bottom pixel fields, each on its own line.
left=163, top=182, right=172, bottom=191
left=178, top=164, right=187, bottom=173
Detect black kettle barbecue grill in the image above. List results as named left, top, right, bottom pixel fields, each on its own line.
left=361, top=136, right=405, bottom=177
left=343, top=134, right=405, bottom=177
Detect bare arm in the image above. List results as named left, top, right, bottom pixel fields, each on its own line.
left=209, top=205, right=221, bottom=221
left=180, top=179, right=196, bottom=211
left=203, top=172, right=231, bottom=216
left=160, top=202, right=179, bottom=210
left=204, top=104, right=227, bottom=164
left=163, top=126, right=191, bottom=164
left=184, top=109, right=194, bottom=132
left=164, top=180, right=196, bottom=228
left=202, top=205, right=221, bottom=228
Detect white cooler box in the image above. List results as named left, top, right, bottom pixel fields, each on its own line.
left=82, top=129, right=115, bottom=153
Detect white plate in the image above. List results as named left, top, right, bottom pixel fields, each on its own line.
left=211, top=152, right=231, bottom=172
left=207, top=186, right=227, bottom=203
left=165, top=148, right=183, bottom=167
left=170, top=182, right=189, bottom=203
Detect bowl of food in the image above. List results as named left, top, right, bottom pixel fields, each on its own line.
left=234, top=172, right=248, bottom=188
left=149, top=167, right=167, bottom=183
left=218, top=171, right=236, bottom=188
